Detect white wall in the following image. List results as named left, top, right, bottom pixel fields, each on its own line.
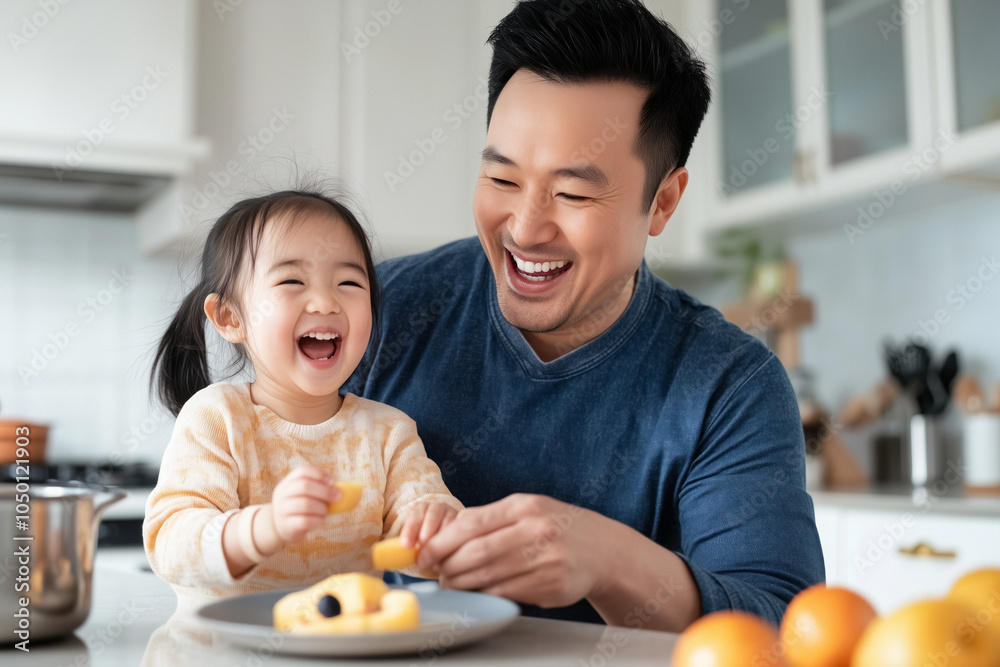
left=791, top=196, right=1000, bottom=409
left=0, top=206, right=184, bottom=464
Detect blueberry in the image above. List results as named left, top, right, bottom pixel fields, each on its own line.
left=317, top=595, right=341, bottom=618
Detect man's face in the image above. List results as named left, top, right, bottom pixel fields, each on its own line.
left=473, top=70, right=668, bottom=353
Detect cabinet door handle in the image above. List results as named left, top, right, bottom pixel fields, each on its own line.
left=898, top=542, right=957, bottom=559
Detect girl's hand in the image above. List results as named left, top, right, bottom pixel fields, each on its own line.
left=399, top=502, right=460, bottom=549
left=270, top=466, right=340, bottom=544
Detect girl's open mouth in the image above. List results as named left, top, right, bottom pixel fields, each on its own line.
left=298, top=331, right=340, bottom=364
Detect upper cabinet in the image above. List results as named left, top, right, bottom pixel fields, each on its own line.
left=930, top=0, right=1000, bottom=176
left=694, top=0, right=1000, bottom=232
left=716, top=0, right=797, bottom=197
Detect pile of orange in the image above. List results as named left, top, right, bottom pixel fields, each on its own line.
left=672, top=568, right=1000, bottom=667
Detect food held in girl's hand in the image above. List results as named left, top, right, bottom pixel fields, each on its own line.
left=327, top=481, right=364, bottom=513
left=372, top=536, right=419, bottom=571
left=273, top=573, right=419, bottom=634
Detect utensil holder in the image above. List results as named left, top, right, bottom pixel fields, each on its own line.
left=908, top=415, right=944, bottom=487
left=962, top=414, right=1000, bottom=491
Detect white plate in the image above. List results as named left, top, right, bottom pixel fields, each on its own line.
left=196, top=583, right=520, bottom=657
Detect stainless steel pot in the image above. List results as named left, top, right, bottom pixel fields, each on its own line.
left=1, top=482, right=125, bottom=644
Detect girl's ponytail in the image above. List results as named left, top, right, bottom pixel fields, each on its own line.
left=151, top=282, right=212, bottom=416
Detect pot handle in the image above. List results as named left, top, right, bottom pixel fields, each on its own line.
left=92, top=486, right=128, bottom=522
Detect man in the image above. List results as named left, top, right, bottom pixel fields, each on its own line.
left=345, top=0, right=824, bottom=632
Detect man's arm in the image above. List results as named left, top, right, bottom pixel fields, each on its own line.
left=418, top=352, right=824, bottom=631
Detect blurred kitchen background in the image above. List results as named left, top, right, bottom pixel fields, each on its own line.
left=2, top=0, right=999, bottom=612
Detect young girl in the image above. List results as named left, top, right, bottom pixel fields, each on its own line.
left=143, top=190, right=463, bottom=610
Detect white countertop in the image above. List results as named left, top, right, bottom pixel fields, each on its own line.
left=810, top=485, right=1000, bottom=518
left=17, top=547, right=679, bottom=666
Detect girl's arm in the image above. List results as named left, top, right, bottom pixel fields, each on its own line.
left=221, top=466, right=340, bottom=578
left=380, top=416, right=464, bottom=578
left=143, top=394, right=247, bottom=589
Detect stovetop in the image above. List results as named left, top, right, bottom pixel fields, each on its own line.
left=0, top=460, right=159, bottom=488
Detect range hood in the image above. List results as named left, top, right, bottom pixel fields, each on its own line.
left=0, top=163, right=172, bottom=213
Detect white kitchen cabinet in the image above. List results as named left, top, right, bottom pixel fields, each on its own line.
left=813, top=493, right=1000, bottom=614
left=0, top=0, right=208, bottom=255
left=813, top=504, right=843, bottom=583
left=689, top=0, right=1000, bottom=235
left=930, top=0, right=1000, bottom=178
left=695, top=0, right=939, bottom=232
left=0, top=0, right=199, bottom=149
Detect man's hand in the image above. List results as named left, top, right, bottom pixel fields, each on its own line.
left=417, top=494, right=613, bottom=608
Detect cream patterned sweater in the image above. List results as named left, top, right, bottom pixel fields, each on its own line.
left=143, top=382, right=462, bottom=608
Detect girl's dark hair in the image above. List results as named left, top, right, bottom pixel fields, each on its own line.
left=151, top=190, right=381, bottom=416
left=485, top=0, right=711, bottom=211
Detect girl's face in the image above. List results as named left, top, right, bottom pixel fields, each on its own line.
left=240, top=213, right=373, bottom=401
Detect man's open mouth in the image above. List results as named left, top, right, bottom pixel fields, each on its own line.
left=509, top=250, right=572, bottom=282
left=298, top=331, right=340, bottom=361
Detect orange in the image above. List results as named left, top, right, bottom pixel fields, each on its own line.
left=673, top=610, right=788, bottom=667
left=948, top=568, right=1000, bottom=639
left=780, top=584, right=877, bottom=667
left=851, top=598, right=1000, bottom=667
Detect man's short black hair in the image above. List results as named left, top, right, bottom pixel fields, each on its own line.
left=486, top=0, right=711, bottom=211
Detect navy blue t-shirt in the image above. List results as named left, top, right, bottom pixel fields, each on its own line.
left=345, top=238, right=824, bottom=625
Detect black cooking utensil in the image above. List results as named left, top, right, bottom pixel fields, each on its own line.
left=924, top=350, right=960, bottom=415
left=938, top=350, right=959, bottom=396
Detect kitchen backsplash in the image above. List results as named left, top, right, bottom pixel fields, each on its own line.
left=791, top=194, right=1000, bottom=411
left=0, top=205, right=187, bottom=465
left=789, top=194, right=1000, bottom=471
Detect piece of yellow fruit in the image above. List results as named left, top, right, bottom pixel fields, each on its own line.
left=364, top=589, right=420, bottom=633
left=371, top=536, right=419, bottom=571
left=273, top=573, right=388, bottom=632
left=327, top=481, right=364, bottom=513
left=273, top=573, right=420, bottom=635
